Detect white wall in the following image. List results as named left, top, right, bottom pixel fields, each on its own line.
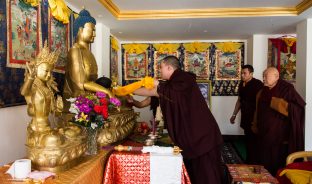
left=0, top=106, right=30, bottom=165
left=296, top=19, right=312, bottom=151
left=92, top=22, right=111, bottom=78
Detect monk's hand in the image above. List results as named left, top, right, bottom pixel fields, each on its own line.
left=230, top=115, right=236, bottom=124
left=125, top=95, right=134, bottom=103
left=251, top=123, right=258, bottom=134
left=270, top=97, right=288, bottom=117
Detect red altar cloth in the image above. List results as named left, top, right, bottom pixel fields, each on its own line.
left=103, top=151, right=191, bottom=184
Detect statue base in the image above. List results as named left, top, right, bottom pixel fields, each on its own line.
left=97, top=109, right=138, bottom=146
left=26, top=125, right=87, bottom=172
left=26, top=139, right=87, bottom=172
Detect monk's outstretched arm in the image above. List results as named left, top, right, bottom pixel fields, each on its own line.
left=134, top=80, right=159, bottom=97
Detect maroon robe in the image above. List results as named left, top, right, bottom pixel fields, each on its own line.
left=255, top=79, right=305, bottom=175
left=238, top=78, right=263, bottom=164
left=158, top=69, right=223, bottom=184
left=239, top=78, right=263, bottom=130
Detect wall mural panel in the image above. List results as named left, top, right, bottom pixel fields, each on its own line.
left=49, top=12, right=69, bottom=73
left=215, top=50, right=241, bottom=80
left=184, top=51, right=209, bottom=80
left=121, top=42, right=244, bottom=96
left=268, top=38, right=296, bottom=85
left=110, top=47, right=118, bottom=81
left=7, top=0, right=39, bottom=68
left=124, top=52, right=148, bottom=80
left=0, top=0, right=73, bottom=108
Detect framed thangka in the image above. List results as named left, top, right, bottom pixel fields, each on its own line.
left=184, top=51, right=209, bottom=80
left=197, top=80, right=212, bottom=109
left=215, top=50, right=241, bottom=80
left=110, top=36, right=119, bottom=82
left=280, top=52, right=296, bottom=84
left=268, top=38, right=296, bottom=84
left=48, top=12, right=69, bottom=73
left=7, top=0, right=39, bottom=68
left=124, top=52, right=148, bottom=80
left=110, top=47, right=118, bottom=81
left=153, top=51, right=178, bottom=79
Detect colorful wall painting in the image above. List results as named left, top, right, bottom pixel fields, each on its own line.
left=7, top=0, right=39, bottom=68
left=215, top=50, right=241, bottom=80
left=49, top=13, right=68, bottom=73
left=184, top=51, right=209, bottom=79
left=124, top=52, right=148, bottom=80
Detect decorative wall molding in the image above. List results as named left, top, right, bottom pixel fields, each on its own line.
left=98, top=0, right=311, bottom=20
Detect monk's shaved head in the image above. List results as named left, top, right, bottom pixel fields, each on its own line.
left=263, top=67, right=279, bottom=88
left=265, top=67, right=279, bottom=76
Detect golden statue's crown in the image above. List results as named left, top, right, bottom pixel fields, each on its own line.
left=35, top=41, right=61, bottom=67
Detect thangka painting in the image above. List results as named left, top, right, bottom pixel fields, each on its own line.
left=215, top=50, right=241, bottom=80
left=110, top=48, right=118, bottom=81
left=153, top=51, right=178, bottom=79
left=7, top=0, right=39, bottom=68
left=268, top=38, right=296, bottom=84
left=280, top=52, right=296, bottom=83
left=184, top=51, right=209, bottom=80
left=48, top=13, right=69, bottom=73
left=197, top=80, right=211, bottom=109
left=124, top=52, right=148, bottom=80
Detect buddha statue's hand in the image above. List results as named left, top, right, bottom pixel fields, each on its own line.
left=56, top=95, right=64, bottom=113
left=26, top=62, right=36, bottom=80
left=107, top=91, right=115, bottom=99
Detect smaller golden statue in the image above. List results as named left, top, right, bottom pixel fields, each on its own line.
left=21, top=42, right=86, bottom=172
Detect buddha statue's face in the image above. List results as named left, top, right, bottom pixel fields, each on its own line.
left=37, top=63, right=52, bottom=82
left=79, top=22, right=96, bottom=43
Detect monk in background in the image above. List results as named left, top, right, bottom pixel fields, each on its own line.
left=252, top=67, right=305, bottom=175
left=133, top=56, right=223, bottom=184
left=230, top=64, right=263, bottom=164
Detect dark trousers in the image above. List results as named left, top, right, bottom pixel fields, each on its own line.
left=244, top=128, right=259, bottom=164
left=183, top=146, right=222, bottom=184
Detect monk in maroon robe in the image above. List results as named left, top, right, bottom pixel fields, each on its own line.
left=134, top=56, right=223, bottom=184
left=230, top=65, right=263, bottom=164
left=252, top=67, right=305, bottom=175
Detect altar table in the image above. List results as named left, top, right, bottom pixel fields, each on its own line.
left=103, top=151, right=191, bottom=184
left=0, top=150, right=111, bottom=184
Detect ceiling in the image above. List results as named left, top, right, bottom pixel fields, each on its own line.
left=65, top=0, right=312, bottom=41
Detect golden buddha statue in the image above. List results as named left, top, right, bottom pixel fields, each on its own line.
left=63, top=9, right=137, bottom=146
left=21, top=42, right=86, bottom=172
left=63, top=9, right=113, bottom=110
